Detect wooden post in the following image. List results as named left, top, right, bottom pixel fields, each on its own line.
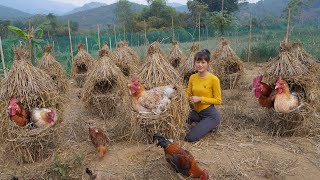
left=172, top=16, right=175, bottom=42
left=247, top=15, right=252, bottom=62
left=285, top=8, right=291, bottom=43
left=85, top=36, right=89, bottom=52
left=221, top=0, right=224, bottom=16
left=144, top=20, right=147, bottom=46
left=109, top=37, right=112, bottom=50
left=124, top=24, right=126, bottom=41
left=68, top=20, right=73, bottom=61
left=113, top=24, right=117, bottom=46
left=97, top=25, right=101, bottom=50
left=206, top=25, right=209, bottom=48
left=0, top=36, right=8, bottom=78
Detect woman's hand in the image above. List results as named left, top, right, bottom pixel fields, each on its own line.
left=189, top=96, right=202, bottom=103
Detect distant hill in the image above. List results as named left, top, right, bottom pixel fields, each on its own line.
left=66, top=2, right=106, bottom=15
left=0, top=5, right=31, bottom=20
left=167, top=2, right=188, bottom=12
left=0, top=0, right=76, bottom=15
left=61, top=2, right=146, bottom=29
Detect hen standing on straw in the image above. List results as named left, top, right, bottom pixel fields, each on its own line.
left=186, top=49, right=222, bottom=142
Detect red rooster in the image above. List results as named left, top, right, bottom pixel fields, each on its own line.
left=89, top=127, right=108, bottom=160
left=7, top=97, right=29, bottom=127
left=153, top=133, right=209, bottom=179
left=253, top=75, right=276, bottom=108
left=274, top=77, right=300, bottom=113
left=128, top=78, right=176, bottom=114
left=30, top=108, right=58, bottom=128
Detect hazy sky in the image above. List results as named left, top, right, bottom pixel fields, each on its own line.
left=51, top=0, right=261, bottom=6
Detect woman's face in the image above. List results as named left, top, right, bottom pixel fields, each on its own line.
left=194, top=58, right=209, bottom=73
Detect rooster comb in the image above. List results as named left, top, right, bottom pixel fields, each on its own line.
left=253, top=75, right=263, bottom=88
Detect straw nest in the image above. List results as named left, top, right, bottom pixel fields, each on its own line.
left=211, top=37, right=244, bottom=89
left=261, top=42, right=320, bottom=135
left=0, top=47, right=63, bottom=163
left=71, top=44, right=94, bottom=88
left=113, top=41, right=139, bottom=76
left=81, top=51, right=131, bottom=120
left=133, top=42, right=189, bottom=143
left=38, top=45, right=68, bottom=94
left=179, top=42, right=200, bottom=84
left=167, top=41, right=186, bottom=69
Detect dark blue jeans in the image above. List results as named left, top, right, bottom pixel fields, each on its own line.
left=185, top=105, right=220, bottom=142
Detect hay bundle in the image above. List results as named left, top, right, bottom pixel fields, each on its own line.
left=97, top=43, right=116, bottom=61
left=167, top=41, right=186, bottom=69
left=134, top=42, right=188, bottom=142
left=81, top=53, right=130, bottom=120
left=290, top=42, right=317, bottom=67
left=122, top=40, right=140, bottom=64
left=113, top=41, right=138, bottom=76
left=179, top=42, right=200, bottom=84
left=71, top=44, right=94, bottom=88
left=211, top=37, right=244, bottom=89
left=138, top=42, right=181, bottom=89
left=39, top=45, right=68, bottom=94
left=0, top=47, right=63, bottom=163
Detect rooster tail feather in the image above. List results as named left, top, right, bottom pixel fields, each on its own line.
left=97, top=145, right=107, bottom=159
left=153, top=133, right=171, bottom=148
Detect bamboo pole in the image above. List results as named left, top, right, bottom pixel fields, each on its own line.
left=198, top=14, right=201, bottom=47
left=206, top=25, right=209, bottom=48
left=124, top=24, right=126, bottom=41
left=172, top=16, right=175, bottom=42
left=144, top=20, right=147, bottom=46
left=221, top=0, right=224, bottom=16
left=68, top=20, right=73, bottom=61
left=247, top=15, right=252, bottom=62
left=109, top=37, right=112, bottom=50
left=0, top=36, right=8, bottom=78
left=85, top=36, right=89, bottom=52
left=97, top=25, right=101, bottom=50
left=113, top=24, right=117, bottom=47
left=285, top=8, right=291, bottom=43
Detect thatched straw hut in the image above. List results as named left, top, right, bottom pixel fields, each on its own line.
left=113, top=41, right=138, bottom=76
left=82, top=49, right=131, bottom=120
left=0, top=47, right=63, bottom=163
left=167, top=41, right=186, bottom=69
left=38, top=45, right=68, bottom=94
left=71, top=44, right=94, bottom=88
left=97, top=43, right=116, bottom=61
left=134, top=42, right=189, bottom=143
left=179, top=42, right=200, bottom=84
left=211, top=37, right=244, bottom=89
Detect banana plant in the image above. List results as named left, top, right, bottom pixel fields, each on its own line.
left=7, top=22, right=49, bottom=65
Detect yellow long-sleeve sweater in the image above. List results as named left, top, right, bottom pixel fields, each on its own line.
left=187, top=73, right=222, bottom=112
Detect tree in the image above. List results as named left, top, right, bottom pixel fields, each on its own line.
left=193, top=0, right=242, bottom=13
left=286, top=0, right=315, bottom=22
left=115, top=0, right=136, bottom=31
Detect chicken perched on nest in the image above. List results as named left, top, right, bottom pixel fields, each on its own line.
left=7, top=97, right=29, bottom=127
left=128, top=78, right=176, bottom=114
left=274, top=76, right=300, bottom=113
left=153, top=133, right=209, bottom=179
left=89, top=127, right=108, bottom=160
left=253, top=75, right=276, bottom=108
left=30, top=108, right=58, bottom=128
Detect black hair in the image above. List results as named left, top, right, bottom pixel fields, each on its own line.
left=194, top=49, right=211, bottom=62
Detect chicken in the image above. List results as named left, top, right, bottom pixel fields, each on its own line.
left=128, top=78, right=176, bottom=114
left=253, top=75, right=276, bottom=108
left=274, top=76, right=299, bottom=113
left=89, top=127, right=108, bottom=160
left=30, top=108, right=58, bottom=128
left=153, top=133, right=209, bottom=179
left=7, top=97, right=29, bottom=127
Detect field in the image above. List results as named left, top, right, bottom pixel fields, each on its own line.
left=0, top=24, right=320, bottom=180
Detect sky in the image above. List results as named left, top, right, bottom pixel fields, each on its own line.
left=51, top=0, right=261, bottom=7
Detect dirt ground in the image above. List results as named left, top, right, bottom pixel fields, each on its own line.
left=1, top=63, right=320, bottom=180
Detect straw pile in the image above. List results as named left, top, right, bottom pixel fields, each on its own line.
left=167, top=41, right=186, bottom=69
left=97, top=43, right=116, bottom=61
left=211, top=37, right=244, bottom=89
left=71, top=44, right=94, bottom=88
left=134, top=42, right=188, bottom=143
left=179, top=42, right=200, bottom=84
left=113, top=41, right=138, bottom=76
left=0, top=47, right=63, bottom=163
left=81, top=50, right=131, bottom=120
left=38, top=45, right=68, bottom=94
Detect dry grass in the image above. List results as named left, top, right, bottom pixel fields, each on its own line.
left=179, top=42, right=200, bottom=84
left=211, top=37, right=244, bottom=90
left=113, top=41, right=139, bottom=77
left=71, top=44, right=94, bottom=88
left=0, top=47, right=64, bottom=164
left=167, top=41, right=186, bottom=69
left=38, top=45, right=68, bottom=94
